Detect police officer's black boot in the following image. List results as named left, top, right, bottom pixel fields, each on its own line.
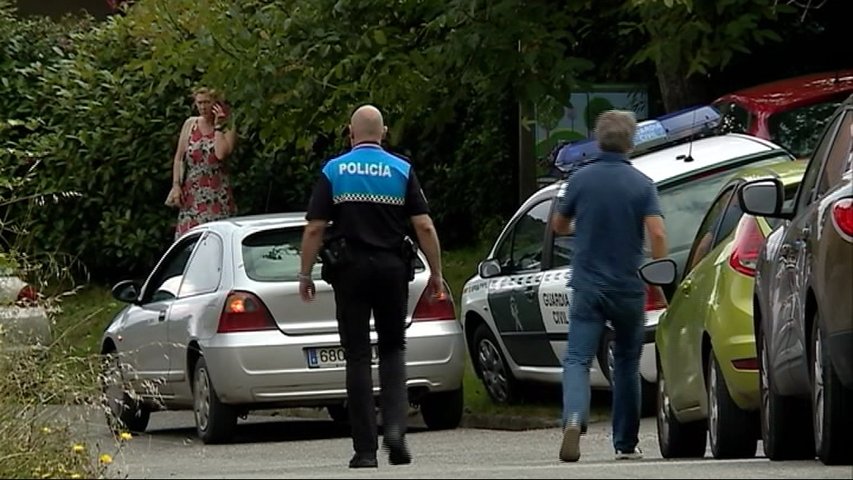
left=348, top=453, right=378, bottom=469
left=379, top=346, right=412, bottom=465
left=382, top=427, right=411, bottom=465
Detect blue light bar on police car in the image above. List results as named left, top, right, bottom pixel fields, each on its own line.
left=553, top=105, right=723, bottom=173
left=657, top=105, right=722, bottom=139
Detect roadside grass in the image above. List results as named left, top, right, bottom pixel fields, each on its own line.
left=52, top=244, right=610, bottom=423
left=443, top=243, right=491, bottom=308
left=0, top=285, right=128, bottom=479
left=51, top=286, right=124, bottom=357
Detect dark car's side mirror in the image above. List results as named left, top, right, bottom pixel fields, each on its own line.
left=478, top=259, right=502, bottom=279
left=112, top=280, right=142, bottom=304
left=639, top=258, right=677, bottom=286
left=738, top=178, right=786, bottom=218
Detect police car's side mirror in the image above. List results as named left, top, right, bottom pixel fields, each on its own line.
left=638, top=258, right=677, bottom=286
left=478, top=259, right=502, bottom=279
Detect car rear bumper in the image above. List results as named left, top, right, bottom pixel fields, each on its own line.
left=640, top=309, right=664, bottom=384
left=828, top=330, right=853, bottom=389
left=711, top=283, right=760, bottom=410
left=201, top=320, right=466, bottom=405
left=714, top=334, right=760, bottom=410
left=0, top=305, right=50, bottom=348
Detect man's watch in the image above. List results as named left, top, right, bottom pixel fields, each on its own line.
left=297, top=272, right=312, bottom=281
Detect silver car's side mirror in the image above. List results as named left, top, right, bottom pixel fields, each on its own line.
left=478, top=259, right=502, bottom=279
left=639, top=258, right=677, bottom=286
left=112, top=280, right=142, bottom=304
left=738, top=178, right=785, bottom=217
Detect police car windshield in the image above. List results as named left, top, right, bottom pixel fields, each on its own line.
left=656, top=153, right=791, bottom=260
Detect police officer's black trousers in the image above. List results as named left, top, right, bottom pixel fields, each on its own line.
left=332, top=249, right=409, bottom=456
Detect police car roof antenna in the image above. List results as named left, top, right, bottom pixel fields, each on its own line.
left=683, top=108, right=698, bottom=163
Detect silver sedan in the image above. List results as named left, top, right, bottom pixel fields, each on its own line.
left=101, top=213, right=465, bottom=444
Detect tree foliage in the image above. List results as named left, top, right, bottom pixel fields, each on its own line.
left=1, top=0, right=594, bottom=278
left=621, top=0, right=796, bottom=110
left=1, top=0, right=826, bottom=279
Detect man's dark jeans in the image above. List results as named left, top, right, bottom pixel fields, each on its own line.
left=332, top=249, right=409, bottom=457
left=562, top=287, right=645, bottom=453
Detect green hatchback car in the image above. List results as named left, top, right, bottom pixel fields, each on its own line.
left=655, top=160, right=807, bottom=459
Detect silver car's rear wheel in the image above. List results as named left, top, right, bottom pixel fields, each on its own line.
left=194, top=366, right=212, bottom=432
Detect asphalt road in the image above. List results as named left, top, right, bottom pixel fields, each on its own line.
left=69, top=409, right=850, bottom=479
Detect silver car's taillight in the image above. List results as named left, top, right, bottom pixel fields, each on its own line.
left=217, top=291, right=277, bottom=333
left=412, top=280, right=456, bottom=322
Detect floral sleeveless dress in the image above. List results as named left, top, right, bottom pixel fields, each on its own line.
left=175, top=119, right=237, bottom=239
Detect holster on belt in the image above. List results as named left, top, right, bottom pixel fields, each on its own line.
left=400, top=235, right=418, bottom=281
left=320, top=235, right=352, bottom=284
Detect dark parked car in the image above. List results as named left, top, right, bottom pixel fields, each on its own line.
left=738, top=94, right=853, bottom=465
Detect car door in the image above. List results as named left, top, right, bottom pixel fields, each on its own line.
left=486, top=197, right=558, bottom=367
left=166, top=230, right=225, bottom=388
left=771, top=113, right=844, bottom=392
left=660, top=186, right=736, bottom=411
left=119, top=233, right=202, bottom=395
left=538, top=199, right=575, bottom=363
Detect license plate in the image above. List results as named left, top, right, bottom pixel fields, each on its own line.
left=306, top=345, right=378, bottom=369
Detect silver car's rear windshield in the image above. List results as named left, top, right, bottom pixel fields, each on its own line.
left=241, top=228, right=308, bottom=282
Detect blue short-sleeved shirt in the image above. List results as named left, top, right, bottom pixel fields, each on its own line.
left=556, top=151, right=662, bottom=294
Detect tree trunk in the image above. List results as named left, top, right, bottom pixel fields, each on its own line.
left=655, top=59, right=709, bottom=113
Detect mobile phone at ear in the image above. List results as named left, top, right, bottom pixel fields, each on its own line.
left=216, top=101, right=231, bottom=118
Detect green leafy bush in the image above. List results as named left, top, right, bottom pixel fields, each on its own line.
left=2, top=0, right=591, bottom=279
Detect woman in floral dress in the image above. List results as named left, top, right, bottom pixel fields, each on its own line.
left=165, top=87, right=237, bottom=239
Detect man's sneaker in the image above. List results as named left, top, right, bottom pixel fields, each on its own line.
left=614, top=447, right=643, bottom=460
left=559, top=424, right=582, bottom=462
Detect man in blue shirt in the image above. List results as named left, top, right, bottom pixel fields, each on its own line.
left=551, top=110, right=668, bottom=462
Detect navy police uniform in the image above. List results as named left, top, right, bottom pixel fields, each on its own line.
left=305, top=141, right=429, bottom=461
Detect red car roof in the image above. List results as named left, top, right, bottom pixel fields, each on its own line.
left=714, top=70, right=853, bottom=115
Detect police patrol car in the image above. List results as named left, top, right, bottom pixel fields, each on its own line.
left=460, top=106, right=796, bottom=413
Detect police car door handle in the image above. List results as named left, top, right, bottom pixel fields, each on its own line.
left=524, top=286, right=536, bottom=300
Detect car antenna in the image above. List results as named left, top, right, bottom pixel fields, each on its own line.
left=678, top=107, right=698, bottom=163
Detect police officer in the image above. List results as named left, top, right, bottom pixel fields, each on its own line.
left=298, top=105, right=445, bottom=469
